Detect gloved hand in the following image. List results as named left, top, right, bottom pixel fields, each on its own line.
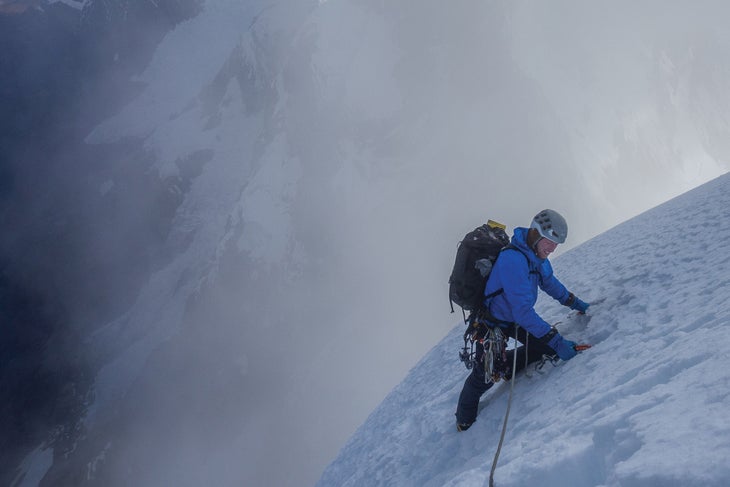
left=566, top=293, right=590, bottom=313
left=571, top=297, right=589, bottom=313
left=547, top=333, right=578, bottom=361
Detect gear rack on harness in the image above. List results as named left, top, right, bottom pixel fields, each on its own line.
left=459, top=310, right=512, bottom=384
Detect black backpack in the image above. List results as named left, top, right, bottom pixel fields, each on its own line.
left=448, top=220, right=510, bottom=314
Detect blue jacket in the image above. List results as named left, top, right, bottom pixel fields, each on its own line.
left=483, top=227, right=571, bottom=338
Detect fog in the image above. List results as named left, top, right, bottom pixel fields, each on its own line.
left=3, top=1, right=730, bottom=486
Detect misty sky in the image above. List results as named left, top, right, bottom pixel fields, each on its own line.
left=3, top=1, right=730, bottom=487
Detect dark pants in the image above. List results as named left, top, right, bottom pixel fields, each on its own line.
left=455, top=324, right=555, bottom=425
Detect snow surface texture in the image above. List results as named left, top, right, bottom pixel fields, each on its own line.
left=318, top=173, right=730, bottom=487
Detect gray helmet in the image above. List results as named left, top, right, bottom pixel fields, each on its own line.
left=531, top=209, right=568, bottom=244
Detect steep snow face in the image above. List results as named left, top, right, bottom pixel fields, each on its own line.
left=317, top=173, right=730, bottom=487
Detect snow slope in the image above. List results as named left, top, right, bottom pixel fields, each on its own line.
left=317, top=172, right=730, bottom=487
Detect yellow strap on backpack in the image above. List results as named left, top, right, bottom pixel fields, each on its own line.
left=487, top=219, right=506, bottom=231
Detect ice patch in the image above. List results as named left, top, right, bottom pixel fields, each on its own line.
left=12, top=445, right=53, bottom=487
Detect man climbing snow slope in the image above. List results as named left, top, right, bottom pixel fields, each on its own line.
left=455, top=209, right=591, bottom=431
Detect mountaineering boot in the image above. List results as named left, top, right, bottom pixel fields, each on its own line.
left=456, top=421, right=473, bottom=432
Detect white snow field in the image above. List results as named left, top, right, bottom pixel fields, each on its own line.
left=317, top=172, right=730, bottom=487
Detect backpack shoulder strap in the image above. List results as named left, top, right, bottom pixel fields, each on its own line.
left=501, top=243, right=526, bottom=261
left=483, top=244, right=540, bottom=311
left=502, top=243, right=543, bottom=285
left=483, top=245, right=521, bottom=300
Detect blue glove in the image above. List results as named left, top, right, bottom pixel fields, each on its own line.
left=548, top=333, right=577, bottom=361
left=567, top=293, right=590, bottom=313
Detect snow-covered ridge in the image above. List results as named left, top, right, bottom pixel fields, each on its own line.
left=317, top=172, right=730, bottom=487
left=48, top=0, right=87, bottom=10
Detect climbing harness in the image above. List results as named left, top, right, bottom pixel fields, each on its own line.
left=482, top=326, right=510, bottom=383
left=459, top=311, right=512, bottom=384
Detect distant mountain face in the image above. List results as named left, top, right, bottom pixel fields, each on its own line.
left=0, top=0, right=202, bottom=136
left=0, top=1, right=202, bottom=484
